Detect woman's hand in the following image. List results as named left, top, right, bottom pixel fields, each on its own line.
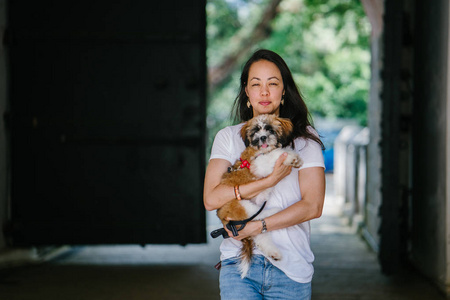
left=204, top=153, right=292, bottom=211
left=265, top=152, right=292, bottom=187
left=225, top=220, right=262, bottom=241
left=220, top=152, right=293, bottom=238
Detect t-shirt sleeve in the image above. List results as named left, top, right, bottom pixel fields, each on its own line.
left=297, top=128, right=326, bottom=170
left=209, top=127, right=234, bottom=164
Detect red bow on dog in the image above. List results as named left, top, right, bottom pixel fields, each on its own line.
left=239, top=158, right=250, bottom=169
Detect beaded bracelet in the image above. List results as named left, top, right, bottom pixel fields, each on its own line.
left=234, top=185, right=242, bottom=200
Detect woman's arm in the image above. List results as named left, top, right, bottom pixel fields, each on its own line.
left=203, top=153, right=293, bottom=211
left=230, top=166, right=326, bottom=240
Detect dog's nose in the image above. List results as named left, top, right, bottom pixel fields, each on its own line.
left=260, top=136, right=267, bottom=142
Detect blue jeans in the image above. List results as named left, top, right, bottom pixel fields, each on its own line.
left=219, top=255, right=312, bottom=300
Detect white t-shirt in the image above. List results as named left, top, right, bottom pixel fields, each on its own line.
left=209, top=123, right=325, bottom=283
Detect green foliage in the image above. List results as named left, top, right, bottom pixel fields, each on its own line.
left=207, top=0, right=371, bottom=145
left=206, top=0, right=241, bottom=66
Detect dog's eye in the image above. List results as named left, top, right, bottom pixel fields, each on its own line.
left=264, top=125, right=275, bottom=134
left=249, top=126, right=260, bottom=137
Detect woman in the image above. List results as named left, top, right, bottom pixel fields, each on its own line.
left=203, top=49, right=326, bottom=300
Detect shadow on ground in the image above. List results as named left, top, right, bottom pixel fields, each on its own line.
left=0, top=175, right=445, bottom=299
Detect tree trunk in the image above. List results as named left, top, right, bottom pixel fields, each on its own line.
left=208, top=0, right=283, bottom=92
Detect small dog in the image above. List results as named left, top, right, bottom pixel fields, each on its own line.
left=217, top=114, right=303, bottom=278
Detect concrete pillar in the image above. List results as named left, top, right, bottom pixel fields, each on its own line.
left=445, top=3, right=450, bottom=292
left=0, top=0, right=8, bottom=250
left=360, top=0, right=384, bottom=252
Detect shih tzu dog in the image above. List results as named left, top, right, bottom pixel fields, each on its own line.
left=216, top=114, right=303, bottom=278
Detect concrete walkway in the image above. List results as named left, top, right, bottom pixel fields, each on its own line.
left=311, top=201, right=444, bottom=299
left=0, top=175, right=445, bottom=299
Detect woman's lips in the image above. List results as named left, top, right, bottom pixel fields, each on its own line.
left=259, top=101, right=271, bottom=106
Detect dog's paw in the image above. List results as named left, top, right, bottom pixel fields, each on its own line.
left=284, top=153, right=303, bottom=168
left=291, top=156, right=303, bottom=168
left=268, top=250, right=282, bottom=261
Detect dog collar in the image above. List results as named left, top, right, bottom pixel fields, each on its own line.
left=239, top=158, right=250, bottom=169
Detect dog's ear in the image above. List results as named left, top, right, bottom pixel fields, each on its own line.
left=240, top=121, right=251, bottom=147
left=277, top=117, right=294, bottom=147
left=277, top=117, right=294, bottom=136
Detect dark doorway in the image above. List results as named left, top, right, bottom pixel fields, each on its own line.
left=7, top=0, right=206, bottom=245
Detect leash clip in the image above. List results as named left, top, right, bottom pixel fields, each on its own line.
left=210, top=201, right=267, bottom=239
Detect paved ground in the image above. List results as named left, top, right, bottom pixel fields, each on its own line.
left=0, top=175, right=446, bottom=299
left=311, top=210, right=445, bottom=299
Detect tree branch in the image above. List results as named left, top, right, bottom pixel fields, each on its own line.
left=208, top=0, right=284, bottom=92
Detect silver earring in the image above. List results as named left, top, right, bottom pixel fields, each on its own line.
left=247, top=101, right=251, bottom=108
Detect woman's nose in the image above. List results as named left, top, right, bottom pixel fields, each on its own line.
left=261, top=86, right=269, bottom=96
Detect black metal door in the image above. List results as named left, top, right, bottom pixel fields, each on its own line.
left=8, top=1, right=206, bottom=245
left=378, top=0, right=410, bottom=274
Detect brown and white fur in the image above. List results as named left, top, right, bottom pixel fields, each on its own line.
left=217, top=114, right=303, bottom=278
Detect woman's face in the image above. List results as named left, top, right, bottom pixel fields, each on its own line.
left=245, top=60, right=284, bottom=117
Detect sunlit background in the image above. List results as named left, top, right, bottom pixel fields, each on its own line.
left=206, top=0, right=371, bottom=172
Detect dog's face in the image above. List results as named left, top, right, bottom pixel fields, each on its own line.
left=240, top=114, right=294, bottom=152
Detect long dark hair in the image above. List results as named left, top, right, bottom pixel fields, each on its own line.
left=231, top=49, right=324, bottom=149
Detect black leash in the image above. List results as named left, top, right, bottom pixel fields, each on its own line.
left=210, top=201, right=267, bottom=239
